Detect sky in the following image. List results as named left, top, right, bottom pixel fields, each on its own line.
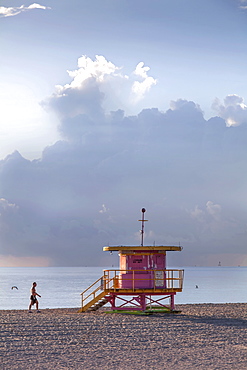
left=0, top=0, right=247, bottom=267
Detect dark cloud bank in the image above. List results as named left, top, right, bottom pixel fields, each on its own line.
left=0, top=74, right=246, bottom=266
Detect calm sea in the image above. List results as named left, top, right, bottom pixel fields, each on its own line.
left=0, top=266, right=246, bottom=310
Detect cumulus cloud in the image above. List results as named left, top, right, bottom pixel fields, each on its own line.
left=132, top=62, right=157, bottom=102
left=0, top=3, right=51, bottom=17
left=212, top=94, right=247, bottom=126
left=42, top=56, right=156, bottom=124
left=1, top=97, right=246, bottom=265
left=190, top=205, right=204, bottom=222
left=190, top=201, right=221, bottom=223
left=1, top=56, right=247, bottom=266
left=188, top=201, right=239, bottom=245
left=206, top=201, right=221, bottom=220
left=170, top=99, right=202, bottom=113
left=67, top=55, right=120, bottom=87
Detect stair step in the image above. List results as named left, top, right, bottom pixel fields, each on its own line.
left=86, top=297, right=109, bottom=312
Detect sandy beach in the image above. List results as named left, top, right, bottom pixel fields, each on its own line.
left=0, top=303, right=246, bottom=369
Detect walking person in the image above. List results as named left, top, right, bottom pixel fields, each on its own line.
left=28, top=282, right=41, bottom=313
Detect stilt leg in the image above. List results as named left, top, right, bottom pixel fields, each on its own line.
left=108, top=294, right=116, bottom=310
left=170, top=294, right=175, bottom=310
left=140, top=294, right=146, bottom=311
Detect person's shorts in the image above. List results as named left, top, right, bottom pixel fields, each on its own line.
left=30, top=295, right=37, bottom=304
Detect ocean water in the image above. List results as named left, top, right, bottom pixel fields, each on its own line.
left=0, top=266, right=246, bottom=310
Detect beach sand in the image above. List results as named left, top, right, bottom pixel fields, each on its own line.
left=0, top=303, right=246, bottom=369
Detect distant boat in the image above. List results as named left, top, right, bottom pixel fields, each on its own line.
left=218, top=261, right=221, bottom=267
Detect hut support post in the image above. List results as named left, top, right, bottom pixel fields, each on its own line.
left=139, top=294, right=146, bottom=311
left=170, top=293, right=175, bottom=310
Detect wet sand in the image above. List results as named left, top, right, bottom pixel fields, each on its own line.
left=0, top=303, right=247, bottom=369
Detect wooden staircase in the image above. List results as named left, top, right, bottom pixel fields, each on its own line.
left=78, top=290, right=107, bottom=313
left=87, top=297, right=109, bottom=312
left=78, top=273, right=116, bottom=313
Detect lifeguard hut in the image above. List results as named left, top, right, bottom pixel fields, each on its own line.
left=79, top=208, right=184, bottom=313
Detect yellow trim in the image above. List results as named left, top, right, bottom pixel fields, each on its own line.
left=108, top=288, right=183, bottom=294
left=119, top=252, right=167, bottom=256
left=103, top=245, right=182, bottom=252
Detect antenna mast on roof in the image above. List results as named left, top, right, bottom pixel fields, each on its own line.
left=138, top=208, right=148, bottom=246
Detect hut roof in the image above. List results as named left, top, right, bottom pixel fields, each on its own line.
left=103, top=245, right=182, bottom=252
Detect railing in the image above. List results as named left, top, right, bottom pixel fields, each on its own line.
left=80, top=269, right=184, bottom=310
left=80, top=275, right=115, bottom=310
left=103, top=269, right=184, bottom=291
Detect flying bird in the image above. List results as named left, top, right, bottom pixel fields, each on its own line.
left=11, top=286, right=18, bottom=290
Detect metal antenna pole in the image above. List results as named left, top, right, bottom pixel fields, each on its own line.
left=138, top=208, right=148, bottom=246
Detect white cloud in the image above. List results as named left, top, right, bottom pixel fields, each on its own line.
left=0, top=198, right=18, bottom=213
left=190, top=205, right=204, bottom=222
left=132, top=62, right=157, bottom=102
left=170, top=99, right=202, bottom=113
left=28, top=3, right=49, bottom=10
left=42, top=55, right=157, bottom=125
left=212, top=94, right=247, bottom=126
left=66, top=55, right=121, bottom=87
left=134, top=62, right=152, bottom=79
left=0, top=3, right=51, bottom=18
left=0, top=5, right=23, bottom=17
left=99, top=204, right=109, bottom=214
left=190, top=201, right=221, bottom=222
left=0, top=3, right=50, bottom=17
left=206, top=201, right=221, bottom=221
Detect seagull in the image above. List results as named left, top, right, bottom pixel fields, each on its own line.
left=11, top=286, right=18, bottom=290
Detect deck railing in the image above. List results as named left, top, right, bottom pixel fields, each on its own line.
left=81, top=269, right=184, bottom=310
left=103, top=269, right=184, bottom=291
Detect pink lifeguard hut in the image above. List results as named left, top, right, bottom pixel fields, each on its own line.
left=79, top=208, right=184, bottom=313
